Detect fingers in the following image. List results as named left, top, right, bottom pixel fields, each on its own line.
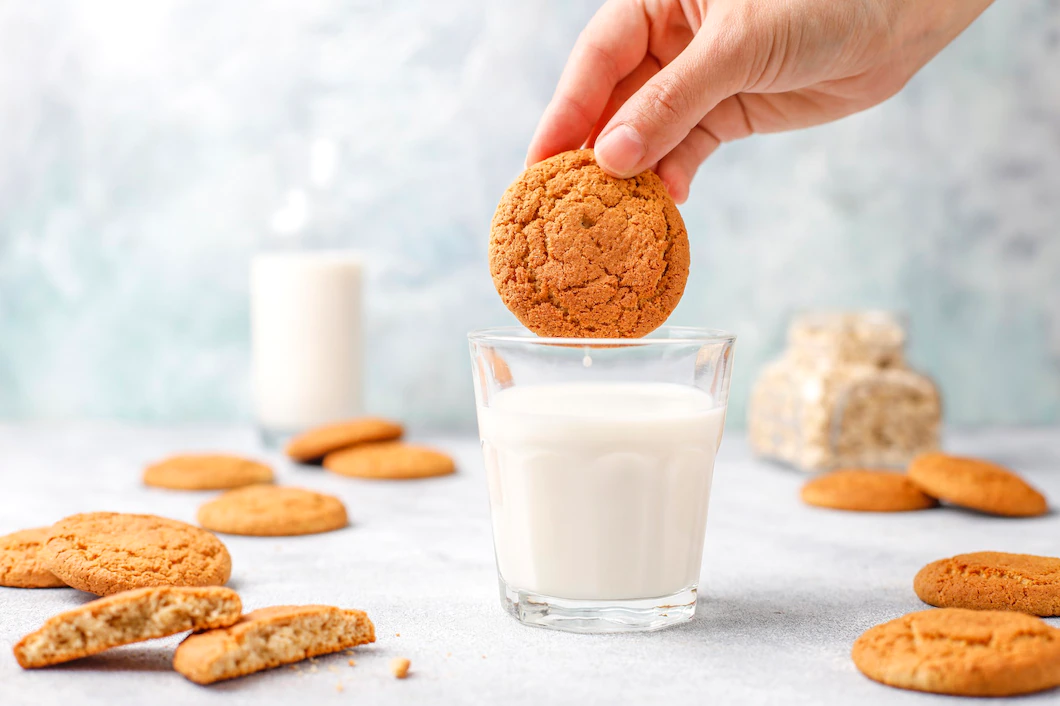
left=525, top=0, right=650, bottom=167
left=587, top=55, right=661, bottom=148
left=594, top=22, right=749, bottom=178
left=654, top=125, right=720, bottom=204
left=654, top=94, right=754, bottom=203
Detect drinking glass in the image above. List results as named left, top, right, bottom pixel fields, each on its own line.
left=469, top=327, right=735, bottom=633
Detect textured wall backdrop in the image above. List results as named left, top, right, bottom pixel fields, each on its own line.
left=1, top=0, right=1058, bottom=429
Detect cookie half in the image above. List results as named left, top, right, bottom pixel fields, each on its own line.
left=323, top=442, right=455, bottom=480
left=800, top=469, right=938, bottom=512
left=13, top=586, right=242, bottom=668
left=285, top=418, right=404, bottom=462
left=914, top=552, right=1060, bottom=616
left=0, top=528, right=66, bottom=588
left=852, top=608, right=1060, bottom=696
left=908, top=453, right=1048, bottom=517
left=143, top=454, right=274, bottom=490
left=173, top=605, right=375, bottom=684
left=489, top=149, right=689, bottom=338
left=197, top=486, right=348, bottom=536
left=43, top=512, right=232, bottom=596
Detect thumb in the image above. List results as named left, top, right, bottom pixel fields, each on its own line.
left=593, top=25, right=747, bottom=178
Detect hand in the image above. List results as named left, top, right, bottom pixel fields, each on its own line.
left=526, top=0, right=993, bottom=203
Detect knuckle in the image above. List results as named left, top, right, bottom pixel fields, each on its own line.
left=643, top=76, right=691, bottom=127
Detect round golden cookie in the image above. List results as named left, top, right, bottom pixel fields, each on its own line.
left=0, top=528, right=66, bottom=588
left=908, top=452, right=1048, bottom=517
left=285, top=418, right=404, bottom=462
left=914, top=552, right=1060, bottom=616
left=852, top=608, right=1060, bottom=697
left=143, top=454, right=274, bottom=490
left=42, top=513, right=232, bottom=596
left=323, top=442, right=455, bottom=480
left=197, top=486, right=348, bottom=536
left=489, top=149, right=690, bottom=338
left=800, top=469, right=938, bottom=512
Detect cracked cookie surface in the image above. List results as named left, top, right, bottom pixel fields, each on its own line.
left=915, top=552, right=1060, bottom=616
left=852, top=608, right=1060, bottom=696
left=0, top=527, right=66, bottom=588
left=489, top=149, right=689, bottom=338
left=42, top=512, right=232, bottom=596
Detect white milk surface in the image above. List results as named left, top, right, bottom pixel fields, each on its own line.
left=477, top=382, right=726, bottom=601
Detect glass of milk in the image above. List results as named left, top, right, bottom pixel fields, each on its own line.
left=250, top=252, right=363, bottom=447
left=469, top=327, right=735, bottom=633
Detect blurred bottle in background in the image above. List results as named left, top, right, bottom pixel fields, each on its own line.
left=250, top=252, right=364, bottom=447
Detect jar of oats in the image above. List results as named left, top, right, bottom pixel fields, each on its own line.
left=747, top=312, right=941, bottom=472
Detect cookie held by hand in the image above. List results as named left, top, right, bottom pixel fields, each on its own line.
left=489, top=149, right=689, bottom=338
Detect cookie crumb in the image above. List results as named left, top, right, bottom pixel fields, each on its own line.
left=348, top=659, right=356, bottom=667
left=391, top=657, right=411, bottom=679
left=395, top=633, right=401, bottom=637
left=335, top=682, right=344, bottom=693
left=328, top=665, right=338, bottom=673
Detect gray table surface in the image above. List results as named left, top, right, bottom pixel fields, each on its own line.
left=0, top=424, right=1058, bottom=705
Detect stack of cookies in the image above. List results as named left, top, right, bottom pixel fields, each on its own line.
left=800, top=451, right=1048, bottom=517
left=285, top=417, right=456, bottom=480
left=799, top=453, right=1060, bottom=696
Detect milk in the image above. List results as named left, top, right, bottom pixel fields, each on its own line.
left=477, top=382, right=726, bottom=601
left=250, top=252, right=363, bottom=436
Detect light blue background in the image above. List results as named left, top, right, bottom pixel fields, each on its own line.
left=1, top=1, right=1057, bottom=429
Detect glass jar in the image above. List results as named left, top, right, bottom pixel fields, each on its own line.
left=748, top=312, right=941, bottom=472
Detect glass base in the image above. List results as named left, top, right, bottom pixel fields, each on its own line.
left=500, top=579, right=697, bottom=634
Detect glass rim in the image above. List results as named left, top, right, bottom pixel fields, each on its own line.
left=467, top=326, right=736, bottom=346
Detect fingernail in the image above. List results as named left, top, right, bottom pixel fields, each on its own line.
left=594, top=124, right=646, bottom=177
